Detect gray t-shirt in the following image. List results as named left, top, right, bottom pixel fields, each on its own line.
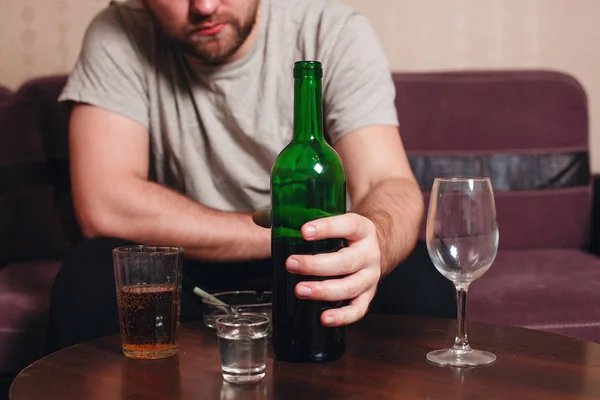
left=59, top=0, right=399, bottom=213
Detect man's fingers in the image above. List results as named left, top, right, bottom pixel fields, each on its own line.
left=252, top=208, right=271, bottom=228
left=286, top=246, right=361, bottom=276
left=294, top=268, right=376, bottom=302
left=256, top=211, right=375, bottom=242
left=320, top=291, right=373, bottom=327
left=301, top=213, right=374, bottom=242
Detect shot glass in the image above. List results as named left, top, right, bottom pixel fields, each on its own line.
left=202, top=291, right=272, bottom=329
left=216, top=314, right=270, bottom=384
left=113, top=245, right=183, bottom=360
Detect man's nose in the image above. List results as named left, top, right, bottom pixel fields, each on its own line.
left=190, top=0, right=221, bottom=16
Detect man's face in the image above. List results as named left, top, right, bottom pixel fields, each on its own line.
left=143, top=0, right=260, bottom=65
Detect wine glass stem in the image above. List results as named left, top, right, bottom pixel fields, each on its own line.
left=453, top=286, right=471, bottom=352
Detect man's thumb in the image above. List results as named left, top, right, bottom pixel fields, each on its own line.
left=252, top=208, right=271, bottom=228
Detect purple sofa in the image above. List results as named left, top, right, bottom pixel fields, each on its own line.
left=1, top=70, right=599, bottom=387
left=397, top=71, right=600, bottom=342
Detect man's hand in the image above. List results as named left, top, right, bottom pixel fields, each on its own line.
left=253, top=209, right=381, bottom=327
left=290, top=213, right=381, bottom=327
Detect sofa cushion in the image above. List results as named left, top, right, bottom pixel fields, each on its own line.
left=418, top=186, right=592, bottom=250
left=469, top=249, right=600, bottom=342
left=0, top=260, right=61, bottom=372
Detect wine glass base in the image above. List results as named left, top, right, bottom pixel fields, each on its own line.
left=426, top=348, right=496, bottom=367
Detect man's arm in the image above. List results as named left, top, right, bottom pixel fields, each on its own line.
left=70, top=104, right=270, bottom=261
left=317, top=10, right=423, bottom=273
left=334, top=125, right=424, bottom=276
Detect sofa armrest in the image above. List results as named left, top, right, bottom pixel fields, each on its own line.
left=589, top=174, right=600, bottom=256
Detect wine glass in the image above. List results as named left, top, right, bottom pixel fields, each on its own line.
left=425, top=177, right=499, bottom=367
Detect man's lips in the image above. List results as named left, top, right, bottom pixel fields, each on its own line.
left=192, top=23, right=226, bottom=36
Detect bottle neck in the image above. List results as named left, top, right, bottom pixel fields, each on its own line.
left=293, top=75, right=324, bottom=142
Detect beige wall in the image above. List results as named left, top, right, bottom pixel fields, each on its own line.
left=2, top=0, right=600, bottom=170
left=345, top=0, right=600, bottom=171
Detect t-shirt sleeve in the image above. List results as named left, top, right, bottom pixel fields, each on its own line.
left=321, top=13, right=399, bottom=144
left=58, top=6, right=149, bottom=129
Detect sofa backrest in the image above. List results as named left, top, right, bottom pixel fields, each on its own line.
left=0, top=76, right=77, bottom=265
left=393, top=70, right=592, bottom=250
left=0, top=70, right=592, bottom=264
left=0, top=86, right=11, bottom=102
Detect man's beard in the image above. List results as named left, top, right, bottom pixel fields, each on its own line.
left=144, top=3, right=259, bottom=66
left=181, top=15, right=256, bottom=65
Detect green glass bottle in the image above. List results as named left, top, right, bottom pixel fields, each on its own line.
left=270, top=61, right=347, bottom=363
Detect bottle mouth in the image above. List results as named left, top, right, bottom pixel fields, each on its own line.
left=294, top=61, right=322, bottom=78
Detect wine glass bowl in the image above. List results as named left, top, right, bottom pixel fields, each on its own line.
left=425, top=177, right=499, bottom=367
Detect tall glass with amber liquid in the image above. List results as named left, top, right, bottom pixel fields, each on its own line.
left=270, top=61, right=347, bottom=363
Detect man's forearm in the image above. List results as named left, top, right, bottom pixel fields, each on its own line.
left=77, top=177, right=270, bottom=262
left=353, top=178, right=424, bottom=276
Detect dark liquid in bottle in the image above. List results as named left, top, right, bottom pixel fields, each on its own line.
left=117, top=284, right=179, bottom=355
left=272, top=237, right=347, bottom=363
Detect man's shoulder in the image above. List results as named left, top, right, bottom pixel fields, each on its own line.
left=265, top=0, right=371, bottom=70
left=268, top=0, right=361, bottom=31
left=84, top=0, right=154, bottom=48
left=96, top=0, right=149, bottom=24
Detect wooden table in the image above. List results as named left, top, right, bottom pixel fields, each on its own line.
left=10, top=315, right=600, bottom=399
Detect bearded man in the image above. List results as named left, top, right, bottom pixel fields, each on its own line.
left=47, top=0, right=455, bottom=351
